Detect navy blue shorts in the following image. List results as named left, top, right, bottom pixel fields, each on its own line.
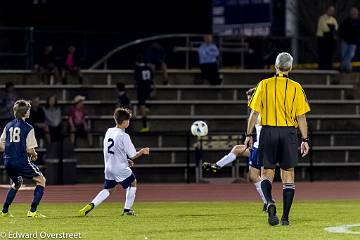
left=248, top=147, right=262, bottom=169
left=5, top=160, right=42, bottom=185
left=104, top=173, right=136, bottom=189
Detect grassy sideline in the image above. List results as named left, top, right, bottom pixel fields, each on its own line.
left=1, top=201, right=360, bottom=240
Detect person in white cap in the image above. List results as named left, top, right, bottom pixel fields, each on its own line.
left=68, top=95, right=92, bottom=146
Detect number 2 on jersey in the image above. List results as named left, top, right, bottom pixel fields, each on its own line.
left=9, top=127, right=21, bottom=143
left=107, top=138, right=115, bottom=154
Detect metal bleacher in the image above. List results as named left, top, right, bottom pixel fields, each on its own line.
left=1, top=69, right=360, bottom=182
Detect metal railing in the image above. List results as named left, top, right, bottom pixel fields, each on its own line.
left=1, top=26, right=360, bottom=70
left=89, top=34, right=322, bottom=70
left=2, top=27, right=357, bottom=70
left=90, top=34, right=204, bottom=70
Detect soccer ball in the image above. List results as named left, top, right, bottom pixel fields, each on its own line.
left=191, top=121, right=208, bottom=137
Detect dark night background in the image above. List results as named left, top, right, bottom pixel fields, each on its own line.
left=0, top=0, right=217, bottom=68
left=0, top=0, right=213, bottom=33
left=0, top=0, right=331, bottom=69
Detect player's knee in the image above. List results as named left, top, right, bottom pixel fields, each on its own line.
left=12, top=179, right=23, bottom=190
left=281, top=168, right=294, bottom=183
left=41, top=176, right=46, bottom=187
left=35, top=176, right=46, bottom=187
left=131, top=179, right=137, bottom=187
left=231, top=145, right=246, bottom=156
left=261, top=169, right=275, bottom=182
left=248, top=170, right=259, bottom=183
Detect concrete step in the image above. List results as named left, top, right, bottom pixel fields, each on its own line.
left=78, top=131, right=360, bottom=148
left=51, top=146, right=360, bottom=166
left=5, top=84, right=354, bottom=101
left=0, top=69, right=339, bottom=85
left=84, top=115, right=360, bottom=132
left=35, top=100, right=360, bottom=115
left=1, top=114, right=358, bottom=132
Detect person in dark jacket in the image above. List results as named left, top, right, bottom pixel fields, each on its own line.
left=134, top=55, right=154, bottom=132
left=339, top=7, right=360, bottom=73
left=116, top=82, right=131, bottom=109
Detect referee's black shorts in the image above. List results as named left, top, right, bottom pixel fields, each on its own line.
left=258, top=126, right=298, bottom=169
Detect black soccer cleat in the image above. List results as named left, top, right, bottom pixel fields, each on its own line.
left=281, top=218, right=289, bottom=226
left=262, top=203, right=267, bottom=213
left=267, top=204, right=279, bottom=226
left=202, top=162, right=221, bottom=173
left=122, top=209, right=136, bottom=216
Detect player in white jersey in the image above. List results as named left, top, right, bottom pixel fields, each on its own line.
left=79, top=108, right=149, bottom=216
left=203, top=88, right=268, bottom=211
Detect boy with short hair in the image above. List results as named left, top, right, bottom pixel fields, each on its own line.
left=79, top=107, right=150, bottom=216
left=0, top=100, right=46, bottom=218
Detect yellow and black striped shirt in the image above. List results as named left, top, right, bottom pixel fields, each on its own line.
left=248, top=73, right=310, bottom=127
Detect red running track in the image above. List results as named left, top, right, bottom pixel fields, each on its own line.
left=0, top=181, right=359, bottom=203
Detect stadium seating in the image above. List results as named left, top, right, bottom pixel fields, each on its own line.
left=1, top=69, right=360, bottom=182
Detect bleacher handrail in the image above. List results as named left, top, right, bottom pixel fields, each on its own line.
left=0, top=84, right=353, bottom=89
left=0, top=69, right=340, bottom=74
left=89, top=33, right=204, bottom=69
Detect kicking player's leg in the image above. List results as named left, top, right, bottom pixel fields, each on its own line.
left=247, top=148, right=266, bottom=210
left=79, top=180, right=116, bottom=217
left=280, top=168, right=295, bottom=226
left=122, top=174, right=137, bottom=216
left=203, top=145, right=249, bottom=172
left=27, top=175, right=46, bottom=218
left=248, top=167, right=266, bottom=209
left=1, top=175, right=23, bottom=217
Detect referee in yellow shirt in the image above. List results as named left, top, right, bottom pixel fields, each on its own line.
left=244, top=52, right=310, bottom=226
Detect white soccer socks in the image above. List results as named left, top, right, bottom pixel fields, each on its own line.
left=216, top=152, right=237, bottom=168
left=91, top=189, right=110, bottom=207
left=124, top=187, right=137, bottom=210
left=254, top=181, right=267, bottom=204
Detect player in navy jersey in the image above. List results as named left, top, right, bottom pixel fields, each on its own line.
left=134, top=55, right=154, bottom=132
left=0, top=100, right=46, bottom=218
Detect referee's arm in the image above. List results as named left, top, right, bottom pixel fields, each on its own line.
left=297, top=114, right=309, bottom=157
left=296, top=86, right=311, bottom=157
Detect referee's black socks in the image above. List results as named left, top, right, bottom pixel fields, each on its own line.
left=282, top=183, right=295, bottom=220
left=260, top=179, right=275, bottom=205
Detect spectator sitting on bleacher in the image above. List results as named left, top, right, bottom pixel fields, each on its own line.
left=339, top=7, right=360, bottom=73
left=68, top=95, right=92, bottom=147
left=43, top=95, right=62, bottom=142
left=38, top=44, right=60, bottom=84
left=116, top=82, right=131, bottom=109
left=61, top=45, right=83, bottom=84
left=0, top=82, right=18, bottom=121
left=134, top=55, right=154, bottom=132
left=146, top=42, right=169, bottom=85
left=198, top=34, right=222, bottom=85
left=28, top=96, right=51, bottom=146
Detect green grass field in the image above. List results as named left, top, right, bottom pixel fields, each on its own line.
left=1, top=201, right=360, bottom=240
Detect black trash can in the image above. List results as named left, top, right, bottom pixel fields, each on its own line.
left=44, top=158, right=77, bottom=184
left=62, top=158, right=77, bottom=184
left=44, top=158, right=60, bottom=184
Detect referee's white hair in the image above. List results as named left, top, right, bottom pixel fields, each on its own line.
left=275, top=52, right=293, bottom=72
